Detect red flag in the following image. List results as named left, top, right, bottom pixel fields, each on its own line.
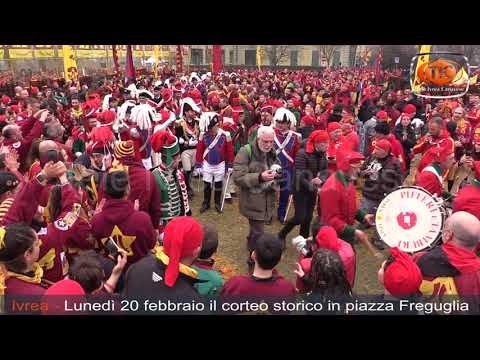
left=112, top=45, right=120, bottom=76
left=125, top=45, right=136, bottom=84
left=212, top=45, right=223, bottom=74
left=176, top=45, right=183, bottom=74
left=375, top=47, right=383, bottom=84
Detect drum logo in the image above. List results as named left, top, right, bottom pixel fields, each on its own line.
left=376, top=187, right=444, bottom=253
left=396, top=212, right=417, bottom=230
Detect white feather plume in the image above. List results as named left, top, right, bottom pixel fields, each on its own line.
left=189, top=72, right=200, bottom=82
left=127, top=83, right=138, bottom=99
left=198, top=112, right=219, bottom=133
left=130, top=104, right=156, bottom=130
left=180, top=97, right=201, bottom=115
left=102, top=94, right=112, bottom=111
left=273, top=107, right=297, bottom=129
left=116, top=102, right=136, bottom=122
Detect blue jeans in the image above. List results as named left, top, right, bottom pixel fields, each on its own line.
left=277, top=167, right=293, bottom=221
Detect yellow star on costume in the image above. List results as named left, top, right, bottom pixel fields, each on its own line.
left=110, top=225, right=136, bottom=257
left=37, top=248, right=56, bottom=270
left=420, top=277, right=458, bottom=297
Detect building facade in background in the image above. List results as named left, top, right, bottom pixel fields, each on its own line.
left=189, top=45, right=365, bottom=68
left=0, top=45, right=377, bottom=74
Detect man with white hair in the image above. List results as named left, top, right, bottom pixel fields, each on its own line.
left=20, top=89, right=29, bottom=99
left=14, top=86, right=23, bottom=94
left=69, top=86, right=78, bottom=97
left=415, top=211, right=480, bottom=305
left=13, top=86, right=23, bottom=102
left=233, top=125, right=281, bottom=268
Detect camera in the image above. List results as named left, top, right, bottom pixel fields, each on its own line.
left=464, top=149, right=474, bottom=158
left=40, top=101, right=58, bottom=117
left=270, top=164, right=283, bottom=179
left=47, top=149, right=60, bottom=163
left=104, top=237, right=121, bottom=258
left=292, top=235, right=314, bottom=257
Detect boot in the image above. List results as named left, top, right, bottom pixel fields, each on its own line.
left=184, top=171, right=194, bottom=199
left=214, top=181, right=223, bottom=213
left=278, top=220, right=296, bottom=246
left=200, top=182, right=212, bottom=213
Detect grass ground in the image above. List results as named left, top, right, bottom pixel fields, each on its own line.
left=190, top=176, right=386, bottom=294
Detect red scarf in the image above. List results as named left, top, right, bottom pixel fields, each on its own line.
left=442, top=242, right=480, bottom=274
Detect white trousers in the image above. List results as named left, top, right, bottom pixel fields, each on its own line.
left=181, top=149, right=197, bottom=172
left=202, top=161, right=225, bottom=183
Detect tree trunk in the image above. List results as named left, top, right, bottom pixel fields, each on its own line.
left=269, top=45, right=278, bottom=67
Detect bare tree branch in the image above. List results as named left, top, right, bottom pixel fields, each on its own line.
left=319, top=45, right=338, bottom=66
left=277, top=45, right=289, bottom=66
left=267, top=45, right=290, bottom=67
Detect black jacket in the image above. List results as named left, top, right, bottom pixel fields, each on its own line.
left=361, top=155, right=403, bottom=202
left=122, top=253, right=204, bottom=314
left=358, top=99, right=377, bottom=123
left=394, top=123, right=417, bottom=155
left=293, top=148, right=328, bottom=194
left=298, top=126, right=313, bottom=140
left=327, top=113, right=342, bottom=124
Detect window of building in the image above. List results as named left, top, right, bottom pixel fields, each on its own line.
left=206, top=49, right=212, bottom=64
left=245, top=49, right=256, bottom=66
left=191, top=49, right=203, bottom=66
left=229, top=50, right=234, bottom=64
left=312, top=50, right=319, bottom=67
left=290, top=50, right=298, bottom=66
left=333, top=50, right=341, bottom=66
left=349, top=45, right=357, bottom=67
left=222, top=49, right=225, bottom=64
left=39, top=59, right=48, bottom=72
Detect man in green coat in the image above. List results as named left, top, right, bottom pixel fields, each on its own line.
left=150, top=131, right=191, bottom=234
left=233, top=125, right=281, bottom=266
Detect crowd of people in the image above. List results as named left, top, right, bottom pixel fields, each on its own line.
left=1, top=64, right=480, bottom=315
